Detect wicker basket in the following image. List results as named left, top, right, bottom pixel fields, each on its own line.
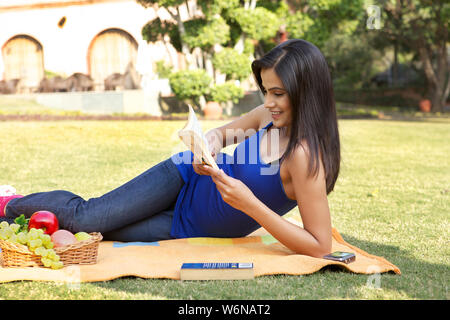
left=0, top=232, right=102, bottom=268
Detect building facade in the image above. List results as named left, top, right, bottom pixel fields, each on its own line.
left=0, top=0, right=180, bottom=92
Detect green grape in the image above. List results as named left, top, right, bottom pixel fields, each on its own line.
left=4, top=227, right=14, bottom=239
left=41, top=248, right=51, bottom=258
left=9, top=223, right=20, bottom=234
left=40, top=233, right=51, bottom=241
left=29, top=239, right=43, bottom=249
left=38, top=232, right=54, bottom=249
left=41, top=257, right=53, bottom=268
left=40, top=234, right=51, bottom=246
left=0, top=221, right=9, bottom=229
left=28, top=228, right=39, bottom=240
left=16, top=232, right=28, bottom=244
left=47, top=249, right=57, bottom=260
left=44, top=241, right=54, bottom=249
left=7, top=234, right=17, bottom=243
left=36, top=228, right=44, bottom=236
left=51, top=261, right=64, bottom=270
left=0, top=229, right=7, bottom=240
left=34, top=247, right=46, bottom=256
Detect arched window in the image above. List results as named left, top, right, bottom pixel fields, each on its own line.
left=88, top=28, right=138, bottom=88
left=2, top=35, right=44, bottom=91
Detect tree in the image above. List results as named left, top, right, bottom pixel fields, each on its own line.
left=138, top=0, right=280, bottom=111
left=282, top=0, right=364, bottom=49
left=138, top=0, right=198, bottom=69
left=137, top=0, right=368, bottom=112
left=168, top=69, right=212, bottom=108
left=373, top=0, right=449, bottom=112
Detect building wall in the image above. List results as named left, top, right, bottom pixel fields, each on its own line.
left=0, top=0, right=179, bottom=87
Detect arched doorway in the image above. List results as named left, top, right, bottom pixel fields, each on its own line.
left=2, top=35, right=44, bottom=92
left=88, top=28, right=138, bottom=89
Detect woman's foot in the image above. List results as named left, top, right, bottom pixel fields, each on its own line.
left=0, top=190, right=23, bottom=217
left=0, top=185, right=16, bottom=196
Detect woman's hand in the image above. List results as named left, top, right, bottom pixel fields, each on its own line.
left=192, top=162, right=212, bottom=175
left=192, top=129, right=222, bottom=176
left=202, top=165, right=258, bottom=213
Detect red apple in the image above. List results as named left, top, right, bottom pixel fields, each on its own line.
left=28, top=211, right=59, bottom=235
left=51, top=229, right=77, bottom=247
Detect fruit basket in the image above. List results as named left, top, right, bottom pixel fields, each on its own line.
left=0, top=232, right=102, bottom=268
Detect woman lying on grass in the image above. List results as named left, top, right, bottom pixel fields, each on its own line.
left=1, top=39, right=340, bottom=258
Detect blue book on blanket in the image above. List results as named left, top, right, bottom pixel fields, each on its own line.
left=180, top=262, right=254, bottom=280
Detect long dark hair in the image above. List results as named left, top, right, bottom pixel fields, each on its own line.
left=251, top=39, right=340, bottom=194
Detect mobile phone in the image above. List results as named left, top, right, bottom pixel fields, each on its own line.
left=323, top=251, right=356, bottom=264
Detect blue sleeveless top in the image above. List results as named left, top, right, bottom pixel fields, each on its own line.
left=170, top=122, right=297, bottom=238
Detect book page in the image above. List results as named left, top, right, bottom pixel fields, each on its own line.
left=178, top=105, right=219, bottom=170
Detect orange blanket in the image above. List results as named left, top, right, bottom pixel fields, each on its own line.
left=0, top=227, right=400, bottom=283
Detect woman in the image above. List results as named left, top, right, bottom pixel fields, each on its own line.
left=1, top=39, right=340, bottom=258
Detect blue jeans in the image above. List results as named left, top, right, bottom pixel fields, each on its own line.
left=5, top=158, right=185, bottom=242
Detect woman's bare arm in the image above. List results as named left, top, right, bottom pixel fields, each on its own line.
left=203, top=144, right=332, bottom=257
left=237, top=146, right=332, bottom=257
left=205, top=104, right=266, bottom=149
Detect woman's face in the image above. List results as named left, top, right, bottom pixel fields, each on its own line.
left=260, top=68, right=292, bottom=133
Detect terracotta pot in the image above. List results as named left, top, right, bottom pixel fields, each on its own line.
left=419, top=99, right=431, bottom=112
left=203, top=101, right=222, bottom=119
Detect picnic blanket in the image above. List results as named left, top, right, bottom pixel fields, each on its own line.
left=0, top=224, right=400, bottom=283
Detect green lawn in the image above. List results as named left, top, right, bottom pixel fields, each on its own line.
left=0, top=115, right=449, bottom=300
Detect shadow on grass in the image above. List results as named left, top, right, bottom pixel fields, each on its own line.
left=320, top=233, right=449, bottom=299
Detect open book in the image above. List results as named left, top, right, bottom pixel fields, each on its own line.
left=178, top=105, right=219, bottom=170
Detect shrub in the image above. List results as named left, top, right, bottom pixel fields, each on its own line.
left=229, top=7, right=280, bottom=41
left=212, top=48, right=252, bottom=81
left=182, top=16, right=230, bottom=50
left=168, top=69, right=212, bottom=108
left=208, top=82, right=244, bottom=104
left=155, top=60, right=173, bottom=79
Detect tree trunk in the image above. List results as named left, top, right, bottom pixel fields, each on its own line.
left=429, top=48, right=448, bottom=112
left=429, top=84, right=448, bottom=113
left=431, top=85, right=444, bottom=112
left=393, top=40, right=398, bottom=86
left=442, top=75, right=450, bottom=110
left=175, top=6, right=195, bottom=70
left=417, top=44, right=448, bottom=112
left=435, top=40, right=449, bottom=112
left=154, top=9, right=175, bottom=68
left=162, top=38, right=175, bottom=68
left=235, top=0, right=257, bottom=54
